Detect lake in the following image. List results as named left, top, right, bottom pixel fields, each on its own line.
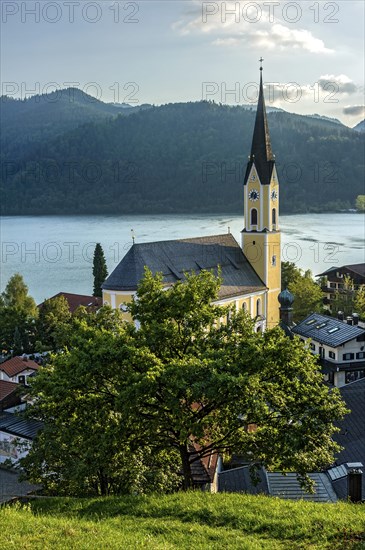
left=1, top=213, right=364, bottom=304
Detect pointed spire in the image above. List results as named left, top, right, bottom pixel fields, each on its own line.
left=244, top=59, right=275, bottom=185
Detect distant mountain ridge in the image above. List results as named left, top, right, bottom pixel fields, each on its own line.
left=353, top=119, right=365, bottom=133
left=1, top=89, right=364, bottom=215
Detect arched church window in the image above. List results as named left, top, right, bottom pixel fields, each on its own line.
left=251, top=208, right=258, bottom=226
left=272, top=208, right=276, bottom=226
left=242, top=302, right=247, bottom=312
left=256, top=298, right=261, bottom=316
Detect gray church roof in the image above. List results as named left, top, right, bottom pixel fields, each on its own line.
left=292, top=313, right=365, bottom=347
left=102, top=234, right=266, bottom=300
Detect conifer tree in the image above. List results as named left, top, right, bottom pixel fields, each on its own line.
left=92, top=243, right=108, bottom=297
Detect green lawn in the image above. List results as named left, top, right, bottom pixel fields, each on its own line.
left=1, top=492, right=365, bottom=549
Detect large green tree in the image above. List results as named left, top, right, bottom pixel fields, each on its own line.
left=23, top=269, right=346, bottom=494
left=0, top=274, right=38, bottom=353
left=92, top=243, right=108, bottom=297
left=36, top=295, right=71, bottom=352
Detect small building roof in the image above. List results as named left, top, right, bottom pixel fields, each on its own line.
left=102, top=234, right=266, bottom=300
left=219, top=465, right=268, bottom=495
left=267, top=472, right=337, bottom=502
left=38, top=292, right=101, bottom=313
left=218, top=466, right=337, bottom=502
left=291, top=313, right=365, bottom=347
left=0, top=411, right=43, bottom=440
left=0, top=356, right=39, bottom=378
left=0, top=380, right=18, bottom=401
left=334, top=378, right=365, bottom=466
left=317, top=263, right=365, bottom=279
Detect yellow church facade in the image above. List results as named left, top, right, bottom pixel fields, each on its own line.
left=103, top=64, right=281, bottom=329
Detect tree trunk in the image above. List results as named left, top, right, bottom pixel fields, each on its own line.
left=179, top=444, right=194, bottom=491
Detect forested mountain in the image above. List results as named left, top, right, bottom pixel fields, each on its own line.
left=0, top=89, right=149, bottom=161
left=1, top=91, right=364, bottom=215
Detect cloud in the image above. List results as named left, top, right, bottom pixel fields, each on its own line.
left=343, top=105, right=365, bottom=116
left=253, top=24, right=334, bottom=54
left=173, top=5, right=334, bottom=54
left=318, top=74, right=357, bottom=94
left=212, top=26, right=333, bottom=54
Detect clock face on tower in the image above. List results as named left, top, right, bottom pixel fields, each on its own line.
left=248, top=189, right=260, bottom=201
left=271, top=189, right=278, bottom=201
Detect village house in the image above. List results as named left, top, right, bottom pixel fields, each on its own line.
left=291, top=312, right=365, bottom=387
left=318, top=263, right=365, bottom=314
left=0, top=355, right=40, bottom=385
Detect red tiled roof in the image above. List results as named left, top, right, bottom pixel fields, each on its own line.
left=0, top=380, right=18, bottom=401
left=38, top=292, right=102, bottom=313
left=0, top=357, right=39, bottom=377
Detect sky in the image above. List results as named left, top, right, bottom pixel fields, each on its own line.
left=1, top=0, right=364, bottom=126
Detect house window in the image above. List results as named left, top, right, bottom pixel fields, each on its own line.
left=330, top=283, right=336, bottom=289
left=345, top=370, right=365, bottom=384
left=343, top=353, right=354, bottom=361
left=251, top=208, right=258, bottom=226
left=310, top=343, right=316, bottom=351
left=356, top=352, right=365, bottom=359
left=272, top=208, right=276, bottom=226
left=256, top=298, right=261, bottom=316
left=328, top=351, right=335, bottom=359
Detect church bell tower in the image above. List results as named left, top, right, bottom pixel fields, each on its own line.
left=242, top=59, right=281, bottom=327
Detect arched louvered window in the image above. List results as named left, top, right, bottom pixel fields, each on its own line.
left=251, top=208, right=258, bottom=226
left=272, top=208, right=276, bottom=226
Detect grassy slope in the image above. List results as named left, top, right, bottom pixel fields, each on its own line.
left=1, top=492, right=365, bottom=549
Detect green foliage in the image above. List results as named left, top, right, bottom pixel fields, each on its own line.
left=354, top=285, right=365, bottom=321
left=23, top=269, right=346, bottom=495
left=331, top=277, right=365, bottom=321
left=0, top=274, right=38, bottom=354
left=355, top=194, right=365, bottom=211
left=1, top=100, right=364, bottom=215
left=331, top=275, right=356, bottom=317
left=1, top=273, right=38, bottom=316
left=92, top=243, right=108, bottom=297
left=281, top=261, right=301, bottom=290
left=36, top=295, right=71, bottom=351
left=281, top=263, right=323, bottom=322
left=1, top=493, right=365, bottom=549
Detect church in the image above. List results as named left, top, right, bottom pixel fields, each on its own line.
left=102, top=63, right=281, bottom=329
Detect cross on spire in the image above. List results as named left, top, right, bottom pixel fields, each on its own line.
left=259, top=57, right=264, bottom=71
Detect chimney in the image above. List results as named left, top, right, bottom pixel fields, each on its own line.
left=337, top=311, right=344, bottom=321
left=346, top=316, right=353, bottom=326
left=352, top=313, right=359, bottom=326
left=348, top=468, right=363, bottom=503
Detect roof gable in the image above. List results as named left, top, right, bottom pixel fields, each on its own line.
left=0, top=357, right=40, bottom=378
